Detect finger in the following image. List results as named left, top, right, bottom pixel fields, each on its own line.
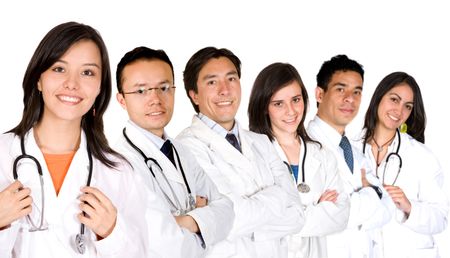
left=6, top=180, right=24, bottom=192
left=77, top=212, right=95, bottom=229
left=79, top=193, right=101, bottom=210
left=79, top=202, right=97, bottom=220
left=15, top=187, right=32, bottom=201
left=81, top=187, right=113, bottom=208
left=18, top=196, right=33, bottom=210
left=360, top=168, right=367, bottom=179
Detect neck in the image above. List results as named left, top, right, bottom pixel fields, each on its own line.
left=273, top=130, right=299, bottom=147
left=34, top=119, right=81, bottom=154
left=372, top=126, right=396, bottom=152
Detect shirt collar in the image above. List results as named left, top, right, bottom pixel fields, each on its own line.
left=128, top=120, right=167, bottom=149
left=313, top=115, right=345, bottom=147
left=197, top=113, right=240, bottom=142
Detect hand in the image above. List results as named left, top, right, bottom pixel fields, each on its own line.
left=318, top=189, right=338, bottom=203
left=0, top=181, right=32, bottom=229
left=174, top=215, right=200, bottom=233
left=383, top=185, right=411, bottom=216
left=361, top=168, right=370, bottom=188
left=196, top=195, right=208, bottom=208
left=78, top=186, right=117, bottom=239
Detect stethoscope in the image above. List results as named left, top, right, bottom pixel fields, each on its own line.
left=13, top=135, right=93, bottom=254
left=283, top=136, right=309, bottom=193
left=363, top=128, right=403, bottom=185
left=122, top=128, right=196, bottom=215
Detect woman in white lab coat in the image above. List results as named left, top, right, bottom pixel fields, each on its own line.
left=359, top=71, right=449, bottom=258
left=248, top=62, right=350, bottom=258
left=0, top=22, right=144, bottom=257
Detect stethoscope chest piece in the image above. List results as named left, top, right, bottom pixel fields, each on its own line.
left=297, top=183, right=310, bottom=193
left=75, top=233, right=86, bottom=254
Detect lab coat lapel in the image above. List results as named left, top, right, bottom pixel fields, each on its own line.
left=125, top=123, right=185, bottom=184
left=190, top=116, right=253, bottom=171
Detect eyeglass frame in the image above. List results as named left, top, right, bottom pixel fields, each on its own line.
left=121, top=83, right=176, bottom=97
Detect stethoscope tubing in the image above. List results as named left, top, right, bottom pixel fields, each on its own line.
left=284, top=136, right=307, bottom=184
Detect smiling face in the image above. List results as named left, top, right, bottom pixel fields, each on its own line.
left=316, top=70, right=363, bottom=134
left=377, top=83, right=414, bottom=132
left=117, top=59, right=174, bottom=138
left=268, top=81, right=304, bottom=138
left=189, top=57, right=241, bottom=131
left=37, top=40, right=101, bottom=125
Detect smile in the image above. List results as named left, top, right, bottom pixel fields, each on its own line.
left=58, top=95, right=81, bottom=104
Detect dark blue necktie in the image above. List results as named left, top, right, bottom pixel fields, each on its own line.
left=339, top=135, right=354, bottom=173
left=160, top=140, right=175, bottom=166
left=226, top=133, right=241, bottom=152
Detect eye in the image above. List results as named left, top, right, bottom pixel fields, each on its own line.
left=207, top=80, right=216, bottom=86
left=136, top=88, right=146, bottom=95
left=272, top=101, right=283, bottom=107
left=160, top=84, right=170, bottom=92
left=293, top=97, right=302, bottom=103
left=228, top=76, right=238, bottom=82
left=82, top=69, right=95, bottom=76
left=390, top=97, right=399, bottom=103
left=354, top=89, right=362, bottom=96
left=406, top=104, right=413, bottom=110
left=52, top=66, right=65, bottom=73
left=336, top=87, right=345, bottom=93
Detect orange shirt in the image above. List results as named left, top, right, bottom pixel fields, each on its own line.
left=43, top=152, right=76, bottom=195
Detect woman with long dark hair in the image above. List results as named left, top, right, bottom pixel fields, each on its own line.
left=360, top=71, right=448, bottom=258
left=0, top=22, right=143, bottom=257
left=248, top=62, right=350, bottom=258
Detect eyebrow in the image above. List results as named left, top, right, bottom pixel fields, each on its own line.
left=55, top=59, right=101, bottom=69
left=270, top=94, right=302, bottom=103
left=131, top=79, right=171, bottom=88
left=389, top=92, right=414, bottom=104
left=201, top=70, right=238, bottom=81
left=331, top=82, right=363, bottom=91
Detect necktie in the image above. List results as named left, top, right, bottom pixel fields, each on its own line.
left=226, top=133, right=241, bottom=152
left=339, top=135, right=354, bottom=173
left=160, top=140, right=175, bottom=166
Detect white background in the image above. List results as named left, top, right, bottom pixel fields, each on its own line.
left=1, top=0, right=449, bottom=254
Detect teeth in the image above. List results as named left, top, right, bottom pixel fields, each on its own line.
left=284, top=118, right=296, bottom=123
left=149, top=112, right=163, bottom=116
left=388, top=114, right=399, bottom=121
left=59, top=95, right=81, bottom=103
left=217, top=101, right=232, bottom=106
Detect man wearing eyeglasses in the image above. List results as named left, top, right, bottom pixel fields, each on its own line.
left=176, top=47, right=305, bottom=257
left=114, top=46, right=234, bottom=258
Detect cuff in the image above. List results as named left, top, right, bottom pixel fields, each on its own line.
left=94, top=214, right=128, bottom=256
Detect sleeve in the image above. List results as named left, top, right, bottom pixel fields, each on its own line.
left=180, top=135, right=305, bottom=242
left=399, top=150, right=449, bottom=235
left=347, top=154, right=392, bottom=230
left=184, top=144, right=235, bottom=247
left=299, top=150, right=350, bottom=237
left=0, top=223, right=19, bottom=258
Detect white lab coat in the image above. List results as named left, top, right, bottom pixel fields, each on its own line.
left=358, top=131, right=449, bottom=258
left=176, top=116, right=305, bottom=258
left=114, top=122, right=234, bottom=258
left=307, top=116, right=391, bottom=258
left=0, top=129, right=144, bottom=258
left=272, top=138, right=350, bottom=258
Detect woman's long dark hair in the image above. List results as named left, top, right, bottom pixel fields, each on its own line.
left=9, top=21, right=123, bottom=168
left=362, top=71, right=426, bottom=144
left=248, top=62, right=319, bottom=146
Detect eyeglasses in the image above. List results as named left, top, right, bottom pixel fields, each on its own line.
left=122, top=83, right=176, bottom=97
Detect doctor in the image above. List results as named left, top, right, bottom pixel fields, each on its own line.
left=248, top=62, right=350, bottom=258
left=359, top=72, right=449, bottom=258
left=0, top=22, right=144, bottom=257
left=176, top=47, right=305, bottom=257
left=114, top=46, right=234, bottom=257
left=307, top=55, right=390, bottom=258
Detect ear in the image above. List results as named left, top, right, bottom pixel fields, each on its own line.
left=37, top=80, right=42, bottom=92
left=116, top=92, right=127, bottom=110
left=315, top=87, right=324, bottom=104
left=188, top=90, right=199, bottom=105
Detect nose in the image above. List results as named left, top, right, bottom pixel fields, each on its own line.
left=343, top=91, right=355, bottom=103
left=146, top=89, right=162, bottom=106
left=63, top=73, right=79, bottom=90
left=286, top=102, right=296, bottom=115
left=218, top=80, right=231, bottom=96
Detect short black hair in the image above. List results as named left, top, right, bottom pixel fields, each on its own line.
left=316, top=54, right=364, bottom=91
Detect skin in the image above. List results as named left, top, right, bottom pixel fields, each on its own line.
left=34, top=40, right=116, bottom=238
left=189, top=57, right=241, bottom=131
left=0, top=181, right=32, bottom=229
left=316, top=71, right=363, bottom=135
left=372, top=83, right=414, bottom=216
left=268, top=82, right=338, bottom=203
left=117, top=59, right=175, bottom=138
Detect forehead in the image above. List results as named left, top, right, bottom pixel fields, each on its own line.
left=198, top=57, right=237, bottom=79
left=60, top=40, right=101, bottom=64
left=271, top=81, right=302, bottom=100
left=386, top=83, right=414, bottom=100
left=122, top=59, right=172, bottom=82
left=328, top=70, right=363, bottom=88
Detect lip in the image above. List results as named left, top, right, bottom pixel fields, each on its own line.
left=283, top=116, right=298, bottom=125
left=57, top=94, right=82, bottom=104
left=339, top=107, right=354, bottom=114
left=387, top=113, right=400, bottom=121
left=216, top=100, right=233, bottom=106
left=146, top=110, right=165, bottom=116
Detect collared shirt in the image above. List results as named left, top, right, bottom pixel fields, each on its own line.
left=129, top=120, right=168, bottom=149
left=311, top=116, right=347, bottom=158
left=197, top=113, right=241, bottom=145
